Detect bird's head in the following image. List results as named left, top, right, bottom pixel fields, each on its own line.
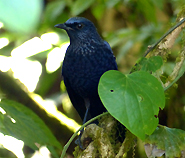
left=55, top=17, right=102, bottom=44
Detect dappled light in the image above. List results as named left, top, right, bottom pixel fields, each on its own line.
left=0, top=22, right=3, bottom=28
left=0, top=55, right=12, bottom=72
left=0, top=133, right=24, bottom=158
left=0, top=32, right=63, bottom=92
left=40, top=32, right=60, bottom=45
left=12, top=59, right=42, bottom=92
left=11, top=37, right=52, bottom=59
left=32, top=94, right=80, bottom=132
left=46, top=43, right=69, bottom=73
left=0, top=38, right=9, bottom=49
left=31, top=146, right=50, bottom=158
left=0, top=107, right=6, bottom=114
left=0, top=56, right=42, bottom=92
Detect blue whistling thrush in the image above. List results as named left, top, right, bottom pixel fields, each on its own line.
left=55, top=17, right=118, bottom=148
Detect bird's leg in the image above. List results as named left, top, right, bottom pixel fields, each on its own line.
left=75, top=98, right=90, bottom=149
left=83, top=98, right=90, bottom=124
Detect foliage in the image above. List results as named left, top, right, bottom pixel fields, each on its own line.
left=0, top=99, right=62, bottom=156
left=145, top=126, right=185, bottom=158
left=137, top=56, right=163, bottom=72
left=98, top=70, right=165, bottom=140
left=0, top=0, right=42, bottom=34
left=0, top=0, right=185, bottom=157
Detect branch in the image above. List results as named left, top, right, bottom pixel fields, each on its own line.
left=72, top=114, right=135, bottom=158
left=156, top=18, right=185, bottom=57
left=144, top=17, right=185, bottom=89
left=144, top=18, right=185, bottom=57
left=164, top=46, right=185, bottom=88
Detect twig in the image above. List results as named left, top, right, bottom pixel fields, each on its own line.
left=164, top=46, right=185, bottom=88
left=144, top=18, right=185, bottom=57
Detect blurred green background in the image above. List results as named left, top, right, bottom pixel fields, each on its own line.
left=0, top=0, right=185, bottom=157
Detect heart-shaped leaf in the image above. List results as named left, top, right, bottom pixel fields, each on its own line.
left=98, top=70, right=165, bottom=140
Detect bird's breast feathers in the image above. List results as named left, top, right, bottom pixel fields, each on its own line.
left=62, top=42, right=117, bottom=97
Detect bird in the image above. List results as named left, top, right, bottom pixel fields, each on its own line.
left=55, top=17, right=118, bottom=148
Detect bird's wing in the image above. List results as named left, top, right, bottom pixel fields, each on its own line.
left=103, top=41, right=118, bottom=70
left=103, top=41, right=112, bottom=50
left=63, top=77, right=91, bottom=121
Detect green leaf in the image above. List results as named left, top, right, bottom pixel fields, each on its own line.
left=92, top=3, right=105, bottom=20
left=145, top=126, right=185, bottom=158
left=71, top=0, right=95, bottom=16
left=130, top=56, right=163, bottom=73
left=44, top=1, right=66, bottom=23
left=140, top=56, right=163, bottom=72
left=0, top=0, right=43, bottom=34
left=0, top=112, right=8, bottom=135
left=105, top=0, right=120, bottom=8
left=0, top=99, right=62, bottom=151
left=98, top=70, right=165, bottom=140
left=137, top=0, right=157, bottom=24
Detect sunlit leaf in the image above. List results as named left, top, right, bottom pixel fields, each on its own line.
left=0, top=0, right=43, bottom=34
left=98, top=70, right=165, bottom=140
left=145, top=126, right=185, bottom=157
left=0, top=99, right=62, bottom=151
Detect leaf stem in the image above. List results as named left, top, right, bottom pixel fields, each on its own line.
left=60, top=112, right=109, bottom=158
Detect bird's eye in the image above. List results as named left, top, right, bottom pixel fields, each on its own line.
left=76, top=23, right=83, bottom=29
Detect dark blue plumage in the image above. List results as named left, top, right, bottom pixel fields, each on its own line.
left=55, top=17, right=118, bottom=147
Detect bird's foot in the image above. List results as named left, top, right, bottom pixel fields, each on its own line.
left=75, top=136, right=85, bottom=150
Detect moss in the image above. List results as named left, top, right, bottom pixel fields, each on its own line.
left=177, top=5, right=185, bottom=22
left=175, top=52, right=182, bottom=62
left=73, top=146, right=83, bottom=158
